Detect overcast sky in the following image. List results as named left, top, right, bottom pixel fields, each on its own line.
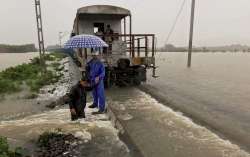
left=1, top=0, right=250, bottom=47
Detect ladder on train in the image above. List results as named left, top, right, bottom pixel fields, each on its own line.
left=34, top=0, right=45, bottom=67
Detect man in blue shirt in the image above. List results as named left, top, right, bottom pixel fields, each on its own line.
left=87, top=50, right=106, bottom=114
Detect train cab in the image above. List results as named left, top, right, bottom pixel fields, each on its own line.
left=71, top=5, right=157, bottom=87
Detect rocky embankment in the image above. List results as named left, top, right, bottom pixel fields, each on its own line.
left=38, top=57, right=73, bottom=109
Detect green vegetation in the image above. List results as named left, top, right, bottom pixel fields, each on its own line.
left=0, top=136, right=26, bottom=157
left=0, top=44, right=36, bottom=53
left=36, top=129, right=80, bottom=157
left=0, top=52, right=67, bottom=95
left=37, top=129, right=63, bottom=148
left=44, top=52, right=67, bottom=61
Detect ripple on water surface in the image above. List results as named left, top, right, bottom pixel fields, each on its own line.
left=108, top=87, right=250, bottom=157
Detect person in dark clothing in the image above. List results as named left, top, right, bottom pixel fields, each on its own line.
left=105, top=24, right=114, bottom=35
left=68, top=79, right=89, bottom=121
left=104, top=24, right=114, bottom=54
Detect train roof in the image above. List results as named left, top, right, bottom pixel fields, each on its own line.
left=77, top=5, right=131, bottom=17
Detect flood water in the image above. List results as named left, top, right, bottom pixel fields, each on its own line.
left=0, top=52, right=50, bottom=121
left=0, top=52, right=38, bottom=71
left=107, top=87, right=250, bottom=157
left=1, top=52, right=250, bottom=155
left=0, top=106, right=131, bottom=157
left=146, top=52, right=250, bottom=151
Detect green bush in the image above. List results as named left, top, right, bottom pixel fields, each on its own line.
left=0, top=136, right=25, bottom=157
left=37, top=130, right=63, bottom=148
left=43, top=52, right=67, bottom=62
left=49, top=52, right=67, bottom=60
left=30, top=57, right=41, bottom=65
left=0, top=137, right=9, bottom=154
left=27, top=70, right=60, bottom=92
left=43, top=54, right=56, bottom=61
left=0, top=57, right=63, bottom=94
left=0, top=79, right=20, bottom=94
left=50, top=62, right=60, bottom=68
left=0, top=63, right=42, bottom=81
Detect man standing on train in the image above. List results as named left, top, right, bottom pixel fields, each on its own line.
left=87, top=50, right=106, bottom=114
left=105, top=24, right=114, bottom=53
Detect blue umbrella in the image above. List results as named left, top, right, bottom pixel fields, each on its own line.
left=64, top=34, right=108, bottom=49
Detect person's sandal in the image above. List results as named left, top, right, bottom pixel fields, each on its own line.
left=92, top=110, right=105, bottom=115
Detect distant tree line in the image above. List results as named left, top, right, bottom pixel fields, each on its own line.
left=157, top=44, right=186, bottom=52
left=158, top=44, right=250, bottom=53
left=0, top=44, right=37, bottom=53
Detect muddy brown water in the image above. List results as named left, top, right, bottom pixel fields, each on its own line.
left=1, top=52, right=250, bottom=156
left=0, top=52, right=46, bottom=120
left=0, top=52, right=38, bottom=71
left=145, top=52, right=250, bottom=152
left=0, top=107, right=131, bottom=157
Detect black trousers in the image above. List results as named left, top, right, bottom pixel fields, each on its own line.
left=71, top=103, right=86, bottom=121
left=71, top=112, right=85, bottom=121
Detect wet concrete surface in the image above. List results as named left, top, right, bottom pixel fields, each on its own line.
left=107, top=87, right=250, bottom=157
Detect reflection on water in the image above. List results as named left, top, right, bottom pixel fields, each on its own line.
left=0, top=52, right=38, bottom=71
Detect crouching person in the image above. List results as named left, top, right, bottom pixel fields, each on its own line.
left=68, top=78, right=89, bottom=121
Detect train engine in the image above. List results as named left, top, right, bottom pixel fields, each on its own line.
left=71, top=5, right=157, bottom=87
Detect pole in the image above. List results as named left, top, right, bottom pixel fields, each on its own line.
left=145, top=36, right=148, bottom=57
left=59, top=32, right=62, bottom=47
left=123, top=17, right=126, bottom=41
left=129, top=15, right=132, bottom=57
left=34, top=0, right=46, bottom=71
left=34, top=0, right=42, bottom=64
left=187, top=0, right=196, bottom=67
left=38, top=1, right=45, bottom=56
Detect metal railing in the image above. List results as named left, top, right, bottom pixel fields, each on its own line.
left=97, top=34, right=156, bottom=59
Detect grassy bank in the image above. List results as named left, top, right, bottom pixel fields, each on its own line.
left=0, top=136, right=26, bottom=157
left=0, top=52, right=67, bottom=95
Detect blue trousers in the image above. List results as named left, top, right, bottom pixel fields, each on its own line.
left=92, top=80, right=105, bottom=111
